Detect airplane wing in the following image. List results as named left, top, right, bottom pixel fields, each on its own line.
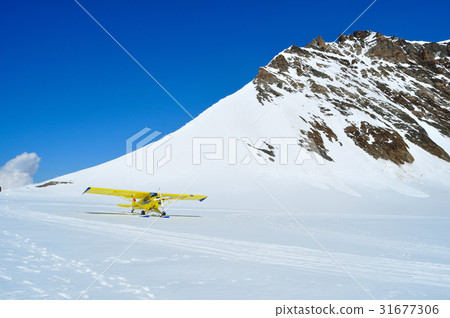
left=83, top=187, right=150, bottom=199
left=160, top=193, right=207, bottom=202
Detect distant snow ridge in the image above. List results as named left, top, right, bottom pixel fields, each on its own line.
left=0, top=153, right=41, bottom=190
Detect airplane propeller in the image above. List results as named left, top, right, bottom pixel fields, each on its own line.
left=159, top=188, right=165, bottom=214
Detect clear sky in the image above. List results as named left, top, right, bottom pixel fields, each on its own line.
left=1, top=0, right=449, bottom=183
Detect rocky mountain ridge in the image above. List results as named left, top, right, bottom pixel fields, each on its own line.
left=253, top=31, right=450, bottom=165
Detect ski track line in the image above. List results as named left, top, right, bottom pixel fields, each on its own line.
left=15, top=208, right=450, bottom=289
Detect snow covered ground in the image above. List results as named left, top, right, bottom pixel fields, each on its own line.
left=1, top=180, right=449, bottom=300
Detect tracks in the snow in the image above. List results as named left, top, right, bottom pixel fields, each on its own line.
left=20, top=208, right=450, bottom=289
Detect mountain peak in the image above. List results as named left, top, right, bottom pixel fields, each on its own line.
left=304, top=30, right=450, bottom=64
left=253, top=31, right=450, bottom=165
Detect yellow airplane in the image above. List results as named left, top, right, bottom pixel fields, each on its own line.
left=83, top=187, right=207, bottom=216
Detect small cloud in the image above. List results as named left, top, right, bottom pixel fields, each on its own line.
left=0, top=153, right=41, bottom=190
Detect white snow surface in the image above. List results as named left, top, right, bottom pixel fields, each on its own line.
left=1, top=37, right=450, bottom=299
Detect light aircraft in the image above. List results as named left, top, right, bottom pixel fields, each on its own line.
left=83, top=187, right=207, bottom=216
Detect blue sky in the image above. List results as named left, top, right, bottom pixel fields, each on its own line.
left=1, top=0, right=449, bottom=183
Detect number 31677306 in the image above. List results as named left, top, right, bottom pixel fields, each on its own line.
left=380, top=304, right=439, bottom=315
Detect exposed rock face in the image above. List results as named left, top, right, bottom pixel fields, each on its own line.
left=254, top=68, right=283, bottom=103
left=306, top=36, right=328, bottom=51
left=344, top=122, right=414, bottom=165
left=252, top=31, right=450, bottom=165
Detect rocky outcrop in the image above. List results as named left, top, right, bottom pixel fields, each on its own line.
left=268, top=54, right=290, bottom=72
left=299, top=128, right=334, bottom=162
left=344, top=122, right=414, bottom=165
left=306, top=36, right=328, bottom=51
left=253, top=67, right=283, bottom=103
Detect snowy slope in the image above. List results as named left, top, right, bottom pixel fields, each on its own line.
left=1, top=31, right=450, bottom=299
